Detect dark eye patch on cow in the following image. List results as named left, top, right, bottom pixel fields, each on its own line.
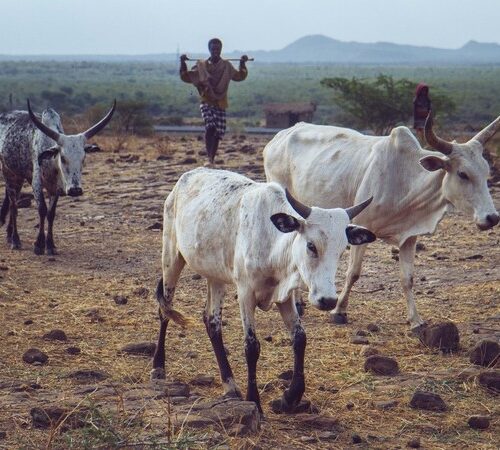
left=60, top=155, right=67, bottom=164
left=307, top=241, right=318, bottom=257
left=458, top=171, right=469, bottom=181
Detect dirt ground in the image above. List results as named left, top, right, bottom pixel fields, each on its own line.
left=0, top=132, right=498, bottom=449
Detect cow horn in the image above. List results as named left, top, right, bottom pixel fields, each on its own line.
left=27, top=99, right=61, bottom=143
left=424, top=112, right=453, bottom=155
left=285, top=189, right=311, bottom=219
left=83, top=100, right=116, bottom=139
left=470, top=115, right=500, bottom=145
left=345, top=196, right=373, bottom=220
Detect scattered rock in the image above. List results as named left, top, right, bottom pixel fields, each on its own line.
left=24, top=319, right=34, bottom=325
left=191, top=274, right=202, bottom=280
left=66, top=346, right=81, bottom=355
left=364, top=355, right=399, bottom=376
left=419, top=321, right=460, bottom=352
left=296, top=414, right=340, bottom=431
left=409, top=390, right=447, bottom=412
left=22, top=348, right=48, bottom=365
left=84, top=308, right=105, bottom=323
left=239, top=144, right=255, bottom=154
left=366, top=323, right=380, bottom=332
left=352, top=433, right=363, bottom=444
left=0, top=431, right=6, bottom=439
left=360, top=345, right=379, bottom=357
left=30, top=406, right=86, bottom=430
left=469, top=339, right=499, bottom=367
left=277, top=369, right=293, bottom=381
left=317, top=431, right=337, bottom=441
left=146, top=222, right=162, bottom=230
left=120, top=342, right=156, bottom=357
left=346, top=401, right=354, bottom=410
left=374, top=400, right=398, bottom=410
left=132, top=287, right=149, bottom=298
left=43, top=329, right=67, bottom=341
left=415, top=242, right=426, bottom=251
left=67, top=369, right=109, bottom=382
left=407, top=437, right=421, bottom=448
left=181, top=157, right=197, bottom=164
left=270, top=398, right=319, bottom=414
left=477, top=370, right=500, bottom=394
left=264, top=335, right=273, bottom=342
left=467, top=415, right=490, bottom=430
left=355, top=329, right=368, bottom=337
left=190, top=375, right=215, bottom=386
left=186, top=351, right=198, bottom=359
left=351, top=336, right=369, bottom=345
left=113, top=295, right=128, bottom=305
left=318, top=385, right=339, bottom=394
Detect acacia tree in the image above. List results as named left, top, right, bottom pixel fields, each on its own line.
left=321, top=74, right=455, bottom=135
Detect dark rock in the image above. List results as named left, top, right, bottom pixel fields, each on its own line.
left=318, top=385, right=339, bottom=394
left=190, top=375, right=215, bottom=386
left=469, top=339, right=499, bottom=367
left=299, top=436, right=317, bottom=443
left=477, top=370, right=500, bottom=394
left=352, top=433, right=363, bottom=444
left=409, top=390, right=447, bottom=412
left=351, top=336, right=369, bottom=345
left=67, top=369, right=109, bottom=382
left=367, top=323, right=380, bottom=332
left=415, top=242, right=426, bottom=251
left=346, top=401, right=354, bottom=410
left=113, top=295, right=128, bottom=305
left=30, top=406, right=86, bottom=430
left=121, top=342, right=156, bottom=357
left=467, top=415, right=490, bottom=430
left=419, top=321, right=460, bottom=352
left=66, top=346, right=81, bottom=355
left=364, top=355, right=399, bottom=376
left=0, top=431, right=6, bottom=439
left=191, top=274, right=202, bottom=280
left=186, top=351, right=198, bottom=359
left=355, top=329, right=368, bottom=336
left=264, top=335, right=273, bottom=342
left=296, top=414, right=340, bottom=431
left=43, top=329, right=67, bottom=341
left=407, top=437, right=421, bottom=448
left=374, top=400, right=398, bottom=410
left=270, top=398, right=319, bottom=414
left=146, top=222, right=162, bottom=230
left=277, top=369, right=293, bottom=381
left=150, top=380, right=190, bottom=397
left=181, top=157, right=197, bottom=164
left=24, top=319, right=33, bottom=325
left=22, top=348, right=48, bottom=365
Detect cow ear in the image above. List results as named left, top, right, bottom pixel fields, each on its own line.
left=270, top=213, right=302, bottom=233
left=346, top=225, right=376, bottom=245
left=419, top=155, right=450, bottom=172
left=84, top=144, right=101, bottom=153
left=38, top=146, right=59, bottom=165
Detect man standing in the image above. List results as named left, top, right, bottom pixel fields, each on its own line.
left=413, top=83, right=431, bottom=144
left=180, top=38, right=248, bottom=165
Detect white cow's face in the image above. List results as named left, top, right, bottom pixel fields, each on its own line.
left=271, top=207, right=376, bottom=311
left=420, top=140, right=499, bottom=230
left=54, top=134, right=87, bottom=197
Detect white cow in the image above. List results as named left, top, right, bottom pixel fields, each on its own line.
left=150, top=167, right=375, bottom=414
left=264, top=114, right=500, bottom=331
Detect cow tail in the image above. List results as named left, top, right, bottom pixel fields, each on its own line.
left=155, top=278, right=192, bottom=328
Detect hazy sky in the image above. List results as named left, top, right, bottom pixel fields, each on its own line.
left=1, top=0, right=499, bottom=55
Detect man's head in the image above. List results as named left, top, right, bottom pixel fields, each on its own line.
left=208, top=38, right=222, bottom=63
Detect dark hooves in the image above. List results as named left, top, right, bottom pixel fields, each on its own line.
left=46, top=247, right=58, bottom=256
left=270, top=398, right=318, bottom=415
left=330, top=312, right=348, bottom=325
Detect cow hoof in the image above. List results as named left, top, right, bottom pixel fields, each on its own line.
left=150, top=368, right=166, bottom=380
left=10, top=241, right=21, bottom=250
left=34, top=246, right=45, bottom=255
left=330, top=313, right=348, bottom=325
left=47, top=247, right=58, bottom=256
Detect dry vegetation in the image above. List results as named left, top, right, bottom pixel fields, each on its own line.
left=0, top=132, right=498, bottom=449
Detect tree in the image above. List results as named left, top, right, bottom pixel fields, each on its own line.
left=321, top=74, right=456, bottom=135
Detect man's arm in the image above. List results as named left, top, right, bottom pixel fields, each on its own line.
left=179, top=54, right=192, bottom=83
left=232, top=55, right=248, bottom=82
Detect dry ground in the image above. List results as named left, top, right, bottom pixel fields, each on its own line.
left=0, top=132, right=498, bottom=449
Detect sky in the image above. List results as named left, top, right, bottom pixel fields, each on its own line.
left=1, top=0, right=499, bottom=55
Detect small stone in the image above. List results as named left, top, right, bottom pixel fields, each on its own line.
left=113, top=295, right=128, bottom=305
left=467, top=415, right=490, bottom=430
left=409, top=390, right=447, bottom=412
left=419, top=321, right=460, bottom=352
left=296, top=414, right=340, bottom=430
left=317, top=431, right=337, bottom=440
left=0, top=431, right=6, bottom=439
left=367, top=323, right=380, bottom=332
left=352, top=433, right=363, bottom=444
left=374, top=400, right=398, bottom=410
left=66, top=346, right=81, bottom=355
left=30, top=406, right=86, bottom=430
left=360, top=345, right=379, bottom=357
left=191, top=274, right=202, bottom=280
left=43, top=329, right=67, bottom=341
left=407, top=437, right=421, bottom=448
left=121, top=342, right=156, bottom=357
left=346, top=401, right=354, bottom=410
left=24, top=319, right=34, bottom=325
left=477, top=370, right=500, bottom=394
left=355, top=329, right=368, bottom=336
left=22, top=348, right=48, bottom=365
left=67, top=369, right=108, bottom=382
left=264, top=335, right=273, bottom=342
left=181, top=157, right=197, bottom=164
left=277, top=369, right=293, bottom=380
left=415, top=242, right=426, bottom=251
left=351, top=336, right=369, bottom=345
left=186, top=351, right=198, bottom=359
left=300, top=436, right=317, bottom=443
left=146, top=222, right=162, bottom=230
left=318, top=385, right=339, bottom=394
left=190, top=375, right=215, bottom=386
left=364, top=355, right=399, bottom=376
left=469, top=339, right=499, bottom=367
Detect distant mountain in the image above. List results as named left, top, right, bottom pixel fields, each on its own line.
left=1, top=35, right=500, bottom=64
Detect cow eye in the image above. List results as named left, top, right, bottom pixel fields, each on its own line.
left=458, top=171, right=469, bottom=181
left=60, top=155, right=67, bottom=164
left=307, top=242, right=318, bottom=257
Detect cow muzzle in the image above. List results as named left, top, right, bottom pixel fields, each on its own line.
left=315, top=296, right=338, bottom=311
left=476, top=213, right=500, bottom=230
left=67, top=187, right=83, bottom=197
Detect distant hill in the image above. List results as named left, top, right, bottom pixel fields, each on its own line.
left=1, top=35, right=500, bottom=64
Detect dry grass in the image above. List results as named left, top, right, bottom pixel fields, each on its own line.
left=0, top=133, right=498, bottom=449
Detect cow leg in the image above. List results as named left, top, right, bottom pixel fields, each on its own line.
left=151, top=243, right=186, bottom=380
left=46, top=194, right=59, bottom=255
left=204, top=281, right=242, bottom=399
left=399, top=236, right=425, bottom=331
left=277, top=299, right=306, bottom=412
left=238, top=290, right=262, bottom=413
left=32, top=177, right=47, bottom=255
left=330, top=244, right=367, bottom=324
left=6, top=183, right=22, bottom=249
left=0, top=188, right=9, bottom=227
